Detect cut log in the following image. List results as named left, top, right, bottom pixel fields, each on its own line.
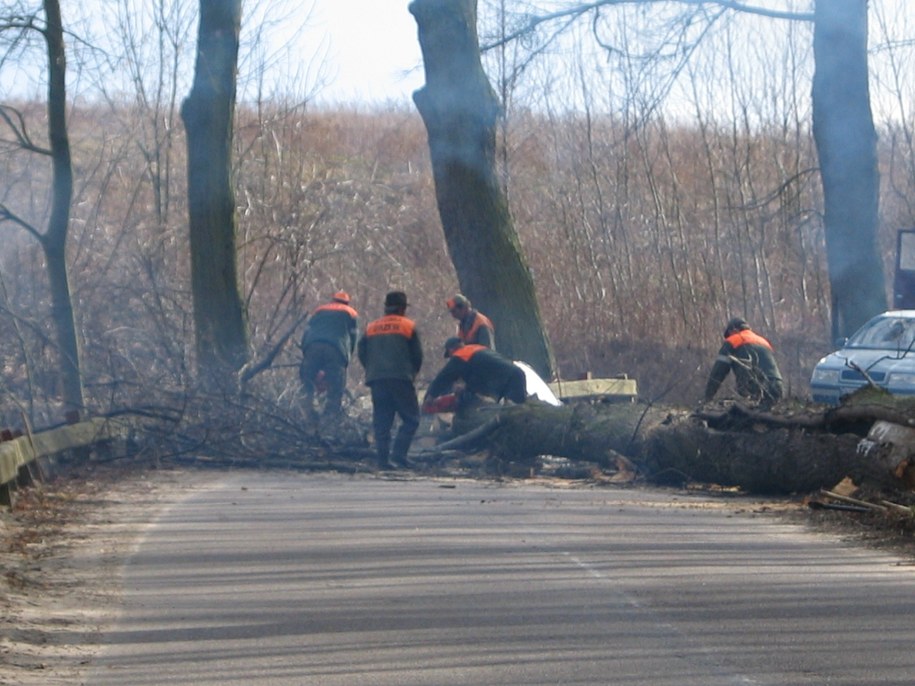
left=857, top=420, right=915, bottom=489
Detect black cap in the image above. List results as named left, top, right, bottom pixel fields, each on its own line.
left=384, top=291, right=408, bottom=308
left=443, top=336, right=463, bottom=358
left=724, top=317, right=749, bottom=337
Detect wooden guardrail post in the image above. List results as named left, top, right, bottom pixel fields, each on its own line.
left=17, top=462, right=36, bottom=488
left=1, top=427, right=17, bottom=509
left=13, top=428, right=38, bottom=488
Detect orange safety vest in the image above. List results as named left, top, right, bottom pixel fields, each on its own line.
left=450, top=344, right=487, bottom=362
left=725, top=329, right=773, bottom=351
left=313, top=301, right=359, bottom=318
left=459, top=312, right=495, bottom=344
left=365, top=314, right=416, bottom=339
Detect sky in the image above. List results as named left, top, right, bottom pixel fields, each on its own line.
left=0, top=0, right=426, bottom=106
left=296, top=0, right=424, bottom=106
left=2, top=0, right=914, bottom=110
left=285, top=0, right=915, bottom=112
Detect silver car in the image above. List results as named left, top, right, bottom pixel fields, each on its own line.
left=810, top=310, right=915, bottom=404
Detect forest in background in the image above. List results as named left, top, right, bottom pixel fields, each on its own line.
left=2, top=97, right=915, bottom=427
left=2, top=0, right=915, bottom=431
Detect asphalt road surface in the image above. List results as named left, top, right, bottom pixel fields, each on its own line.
left=88, top=472, right=915, bottom=685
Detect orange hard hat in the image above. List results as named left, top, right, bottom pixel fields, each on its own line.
left=332, top=291, right=351, bottom=304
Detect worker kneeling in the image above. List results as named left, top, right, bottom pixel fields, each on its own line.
left=423, top=338, right=527, bottom=413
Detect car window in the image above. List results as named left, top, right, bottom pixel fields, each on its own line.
left=848, top=317, right=915, bottom=350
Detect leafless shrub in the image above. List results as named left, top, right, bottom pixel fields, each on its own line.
left=2, top=89, right=915, bottom=437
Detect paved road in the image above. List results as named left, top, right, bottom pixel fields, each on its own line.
left=89, top=473, right=915, bottom=685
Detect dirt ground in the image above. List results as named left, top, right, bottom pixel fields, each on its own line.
left=2, top=458, right=914, bottom=686
left=0, top=460, right=205, bottom=686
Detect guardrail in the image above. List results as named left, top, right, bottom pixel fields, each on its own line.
left=0, top=417, right=129, bottom=509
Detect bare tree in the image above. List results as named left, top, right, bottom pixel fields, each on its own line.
left=482, top=0, right=885, bottom=340
left=180, top=0, right=248, bottom=387
left=0, top=0, right=84, bottom=415
left=409, top=0, right=555, bottom=378
left=871, top=0, right=915, bottom=239
left=813, top=0, right=885, bottom=338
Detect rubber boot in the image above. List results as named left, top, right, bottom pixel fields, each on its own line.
left=376, top=438, right=392, bottom=470
left=390, top=428, right=415, bottom=469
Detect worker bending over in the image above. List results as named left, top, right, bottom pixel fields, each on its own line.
left=423, top=338, right=526, bottom=413
left=299, top=290, right=359, bottom=417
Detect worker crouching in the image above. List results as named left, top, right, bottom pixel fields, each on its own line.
left=422, top=338, right=526, bottom=414
left=704, top=317, right=784, bottom=408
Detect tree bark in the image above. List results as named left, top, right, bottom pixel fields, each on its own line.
left=42, top=0, right=84, bottom=414
left=812, top=0, right=886, bottom=339
left=180, top=0, right=248, bottom=388
left=409, top=0, right=554, bottom=379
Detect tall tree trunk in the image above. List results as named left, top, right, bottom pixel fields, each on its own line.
left=42, top=0, right=83, bottom=415
left=180, top=0, right=248, bottom=388
left=409, top=0, right=554, bottom=379
left=812, top=0, right=885, bottom=339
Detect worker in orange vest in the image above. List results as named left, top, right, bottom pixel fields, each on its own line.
left=299, top=291, right=359, bottom=417
left=704, top=317, right=784, bottom=408
left=358, top=291, right=423, bottom=469
left=446, top=294, right=496, bottom=349
left=422, top=338, right=526, bottom=413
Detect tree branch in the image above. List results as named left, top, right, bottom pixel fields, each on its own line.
left=0, top=105, right=52, bottom=155
left=700, top=0, right=812, bottom=22
left=237, top=311, right=309, bottom=385
left=0, top=204, right=44, bottom=242
left=483, top=0, right=812, bottom=50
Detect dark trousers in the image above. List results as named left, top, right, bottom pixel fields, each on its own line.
left=499, top=365, right=528, bottom=404
left=300, top=342, right=347, bottom=415
left=369, top=379, right=420, bottom=464
left=736, top=370, right=784, bottom=409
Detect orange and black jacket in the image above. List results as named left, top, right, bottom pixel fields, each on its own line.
left=357, top=314, right=423, bottom=384
left=301, top=301, right=359, bottom=364
left=426, top=344, right=517, bottom=400
left=458, top=309, right=496, bottom=349
left=704, top=329, right=783, bottom=401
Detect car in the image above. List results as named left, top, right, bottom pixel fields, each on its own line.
left=810, top=310, right=915, bottom=404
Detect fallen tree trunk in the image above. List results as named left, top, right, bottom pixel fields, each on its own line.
left=638, top=417, right=872, bottom=494
left=458, top=401, right=671, bottom=467
left=433, top=391, right=907, bottom=495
